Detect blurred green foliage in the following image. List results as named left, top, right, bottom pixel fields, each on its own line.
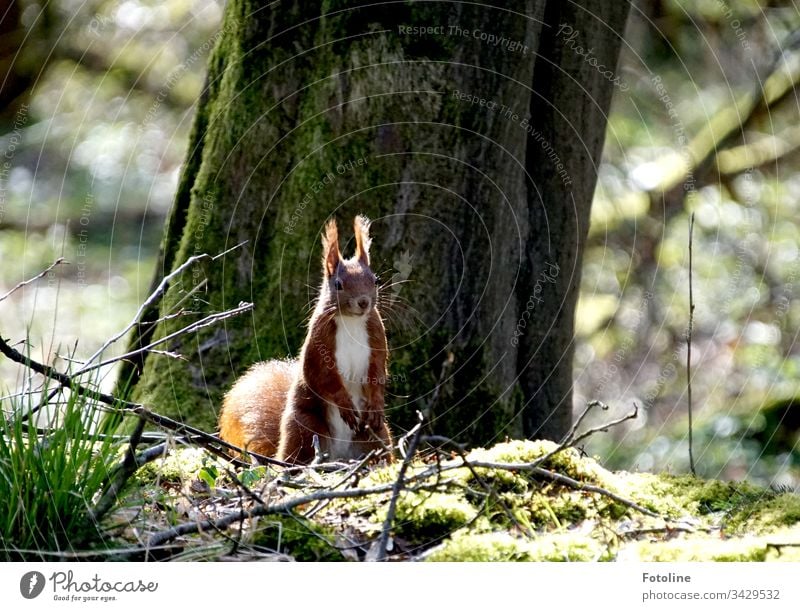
left=577, top=0, right=800, bottom=487
left=0, top=0, right=222, bottom=390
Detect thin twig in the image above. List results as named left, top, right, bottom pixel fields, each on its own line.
left=0, top=334, right=289, bottom=467
left=374, top=414, right=424, bottom=561
left=78, top=242, right=246, bottom=370
left=147, top=480, right=404, bottom=547
left=76, top=302, right=253, bottom=375
left=453, top=460, right=660, bottom=518
left=529, top=401, right=639, bottom=470
left=0, top=258, right=66, bottom=303
left=425, top=435, right=533, bottom=537
left=687, top=212, right=696, bottom=476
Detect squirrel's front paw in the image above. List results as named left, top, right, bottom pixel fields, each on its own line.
left=339, top=405, right=360, bottom=431
left=361, top=408, right=384, bottom=434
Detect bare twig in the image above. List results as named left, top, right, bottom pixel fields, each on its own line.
left=449, top=459, right=660, bottom=518
left=424, top=435, right=532, bottom=537
left=373, top=414, right=424, bottom=561
left=78, top=242, right=246, bottom=370
left=0, top=258, right=66, bottom=303
left=0, top=334, right=290, bottom=468
left=146, top=480, right=404, bottom=547
left=76, top=301, right=253, bottom=376
left=687, top=213, right=696, bottom=476
left=529, top=401, right=639, bottom=471
left=618, top=524, right=714, bottom=538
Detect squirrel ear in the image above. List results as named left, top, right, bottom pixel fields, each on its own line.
left=322, top=218, right=340, bottom=277
left=354, top=215, right=372, bottom=266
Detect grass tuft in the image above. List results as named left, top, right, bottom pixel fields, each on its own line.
left=0, top=376, right=124, bottom=560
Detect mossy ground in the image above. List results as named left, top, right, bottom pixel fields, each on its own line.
left=120, top=439, right=800, bottom=561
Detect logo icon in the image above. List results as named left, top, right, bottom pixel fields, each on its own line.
left=391, top=251, right=413, bottom=294
left=20, top=571, right=45, bottom=599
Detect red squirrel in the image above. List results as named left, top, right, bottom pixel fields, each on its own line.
left=219, top=215, right=393, bottom=464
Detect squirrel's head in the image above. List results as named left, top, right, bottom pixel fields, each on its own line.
left=321, top=215, right=378, bottom=317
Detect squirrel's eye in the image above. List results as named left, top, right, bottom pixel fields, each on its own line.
left=334, top=279, right=343, bottom=290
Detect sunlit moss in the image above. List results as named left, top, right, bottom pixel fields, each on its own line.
left=250, top=514, right=344, bottom=561
left=389, top=491, right=479, bottom=543
left=427, top=531, right=608, bottom=562
left=626, top=532, right=800, bottom=562
left=135, top=447, right=218, bottom=484
left=124, top=438, right=800, bottom=561
left=725, top=493, right=800, bottom=534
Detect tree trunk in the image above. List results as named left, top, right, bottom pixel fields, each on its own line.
left=122, top=1, right=629, bottom=445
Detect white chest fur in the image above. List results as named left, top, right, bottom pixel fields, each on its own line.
left=326, top=314, right=371, bottom=458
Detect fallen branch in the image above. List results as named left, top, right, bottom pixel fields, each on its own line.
left=146, top=480, right=403, bottom=547
left=422, top=457, right=659, bottom=518
left=373, top=415, right=423, bottom=561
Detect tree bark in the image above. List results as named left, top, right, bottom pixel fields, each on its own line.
left=518, top=1, right=630, bottom=439
left=123, top=1, right=629, bottom=445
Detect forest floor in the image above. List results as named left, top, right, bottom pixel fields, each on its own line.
left=118, top=439, right=800, bottom=562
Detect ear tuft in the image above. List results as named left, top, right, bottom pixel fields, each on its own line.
left=322, top=218, right=341, bottom=277
left=354, top=215, right=372, bottom=266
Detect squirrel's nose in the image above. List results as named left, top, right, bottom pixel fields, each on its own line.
left=357, top=297, right=370, bottom=310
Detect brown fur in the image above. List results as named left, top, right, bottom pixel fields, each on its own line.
left=219, top=216, right=392, bottom=464
left=218, top=360, right=295, bottom=457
